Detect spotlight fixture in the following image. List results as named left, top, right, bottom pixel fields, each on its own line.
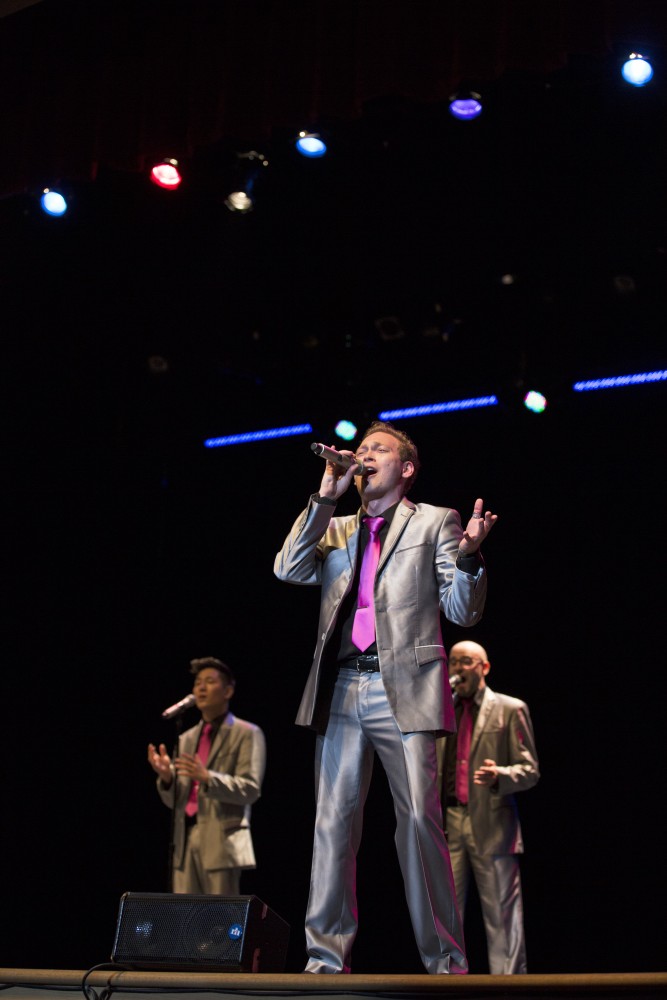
left=224, top=150, right=269, bottom=213
left=448, top=91, right=483, bottom=120
left=295, top=131, right=327, bottom=158
left=621, top=52, right=654, bottom=87
left=39, top=188, right=68, bottom=217
left=150, top=158, right=183, bottom=190
left=147, top=355, right=170, bottom=375
left=225, top=190, right=253, bottom=213
left=613, top=274, right=636, bottom=295
left=374, top=316, right=405, bottom=341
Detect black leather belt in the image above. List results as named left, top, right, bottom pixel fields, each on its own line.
left=445, top=796, right=468, bottom=808
left=340, top=654, right=380, bottom=673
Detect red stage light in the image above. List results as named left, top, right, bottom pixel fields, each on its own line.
left=150, top=158, right=182, bottom=190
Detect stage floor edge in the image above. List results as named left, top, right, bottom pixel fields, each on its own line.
left=1, top=968, right=667, bottom=999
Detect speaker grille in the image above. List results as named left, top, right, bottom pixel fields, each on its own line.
left=111, top=893, right=289, bottom=972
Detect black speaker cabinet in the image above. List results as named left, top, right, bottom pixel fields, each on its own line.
left=111, top=892, right=290, bottom=972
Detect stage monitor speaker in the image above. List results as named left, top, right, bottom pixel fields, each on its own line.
left=111, top=892, right=290, bottom=973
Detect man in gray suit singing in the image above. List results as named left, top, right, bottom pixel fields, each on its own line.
left=274, top=421, right=497, bottom=974
left=148, top=657, right=266, bottom=895
left=441, top=640, right=539, bottom=974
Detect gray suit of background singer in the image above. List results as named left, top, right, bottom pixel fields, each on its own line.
left=437, top=686, right=539, bottom=973
left=438, top=688, right=539, bottom=856
left=157, top=714, right=265, bottom=879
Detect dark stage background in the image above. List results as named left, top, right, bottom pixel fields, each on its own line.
left=2, top=0, right=666, bottom=977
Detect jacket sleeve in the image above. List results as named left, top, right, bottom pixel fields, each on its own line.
left=205, top=724, right=266, bottom=806
left=496, top=702, right=540, bottom=794
left=273, top=495, right=337, bottom=585
left=435, top=507, right=487, bottom=627
left=156, top=770, right=177, bottom=809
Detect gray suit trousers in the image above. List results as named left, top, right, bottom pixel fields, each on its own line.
left=447, top=805, right=526, bottom=974
left=172, top=823, right=242, bottom=896
left=305, top=670, right=467, bottom=974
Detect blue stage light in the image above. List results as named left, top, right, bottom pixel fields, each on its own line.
left=621, top=53, right=654, bottom=87
left=40, top=189, right=68, bottom=216
left=448, top=93, right=483, bottom=121
left=379, top=396, right=498, bottom=420
left=573, top=370, right=667, bottom=392
left=296, top=132, right=327, bottom=158
left=204, top=423, right=313, bottom=448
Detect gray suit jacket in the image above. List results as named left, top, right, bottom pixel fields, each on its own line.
left=274, top=495, right=487, bottom=735
left=437, top=686, right=540, bottom=855
left=158, top=712, right=266, bottom=872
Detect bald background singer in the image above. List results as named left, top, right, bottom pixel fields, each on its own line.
left=440, top=640, right=539, bottom=973
left=274, top=420, right=497, bottom=974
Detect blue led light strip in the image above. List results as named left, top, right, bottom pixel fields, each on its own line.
left=204, top=423, right=313, bottom=448
left=203, top=371, right=663, bottom=447
left=573, top=370, right=667, bottom=392
left=379, top=396, right=498, bottom=420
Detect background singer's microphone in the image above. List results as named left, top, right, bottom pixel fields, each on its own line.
left=161, top=693, right=196, bottom=719
left=449, top=674, right=462, bottom=689
left=311, top=442, right=365, bottom=475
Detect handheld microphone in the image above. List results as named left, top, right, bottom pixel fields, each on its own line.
left=311, top=442, right=365, bottom=475
left=161, top=693, right=196, bottom=720
left=449, top=674, right=462, bottom=689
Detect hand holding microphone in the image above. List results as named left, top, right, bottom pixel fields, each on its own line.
left=311, top=442, right=364, bottom=476
left=311, top=442, right=364, bottom=501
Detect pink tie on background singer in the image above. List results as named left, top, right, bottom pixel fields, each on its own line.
left=184, top=722, right=213, bottom=817
left=351, top=516, right=385, bottom=652
left=455, top=699, right=474, bottom=804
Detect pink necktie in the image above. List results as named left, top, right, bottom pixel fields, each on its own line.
left=455, top=699, right=474, bottom=804
left=184, top=722, right=213, bottom=817
left=351, top=516, right=385, bottom=652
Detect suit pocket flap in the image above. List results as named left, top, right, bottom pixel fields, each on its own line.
left=220, top=816, right=249, bottom=832
left=414, top=644, right=446, bottom=666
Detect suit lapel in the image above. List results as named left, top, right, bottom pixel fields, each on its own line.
left=181, top=721, right=201, bottom=756
left=344, top=510, right=364, bottom=571
left=178, top=723, right=201, bottom=800
left=377, top=497, right=415, bottom=573
left=206, top=712, right=234, bottom=764
left=343, top=496, right=415, bottom=579
left=471, top=687, right=496, bottom=756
